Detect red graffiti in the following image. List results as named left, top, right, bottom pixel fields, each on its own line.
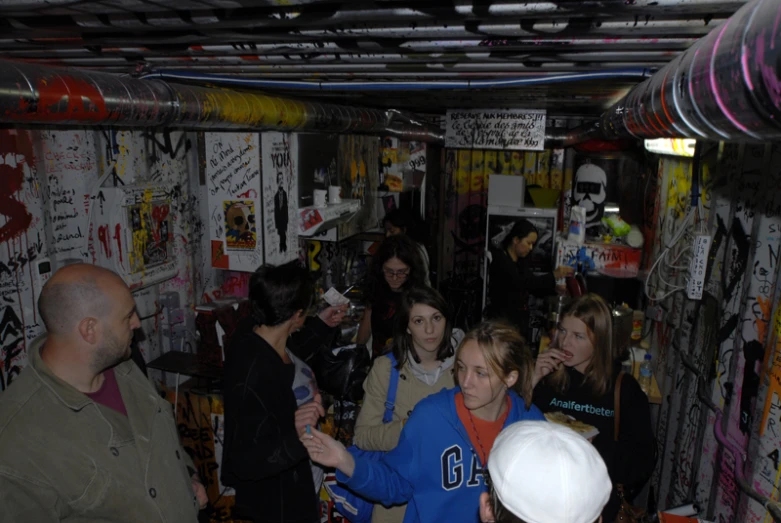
left=202, top=273, right=250, bottom=303
left=150, top=204, right=170, bottom=243
left=237, top=189, right=257, bottom=199
left=113, top=224, right=123, bottom=264
left=97, top=225, right=111, bottom=257
left=0, top=130, right=34, bottom=245
left=16, top=75, right=110, bottom=122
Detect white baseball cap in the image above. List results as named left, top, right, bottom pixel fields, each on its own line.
left=487, top=421, right=612, bottom=523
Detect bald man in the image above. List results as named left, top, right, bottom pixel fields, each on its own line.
left=0, top=264, right=206, bottom=523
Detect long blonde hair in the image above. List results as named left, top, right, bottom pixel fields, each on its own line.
left=545, top=293, right=615, bottom=397
left=454, top=321, right=535, bottom=408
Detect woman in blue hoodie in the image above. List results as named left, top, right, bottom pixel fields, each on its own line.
left=302, top=321, right=545, bottom=523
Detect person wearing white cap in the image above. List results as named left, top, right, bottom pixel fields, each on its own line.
left=479, top=421, right=612, bottom=523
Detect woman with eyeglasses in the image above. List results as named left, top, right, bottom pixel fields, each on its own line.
left=357, top=235, right=427, bottom=358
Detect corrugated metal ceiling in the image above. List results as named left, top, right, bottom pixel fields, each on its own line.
left=0, top=0, right=749, bottom=115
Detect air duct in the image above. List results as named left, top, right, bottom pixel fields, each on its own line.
left=601, top=0, right=781, bottom=142
left=0, top=60, right=443, bottom=142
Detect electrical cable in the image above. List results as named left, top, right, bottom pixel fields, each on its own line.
left=139, top=68, right=655, bottom=91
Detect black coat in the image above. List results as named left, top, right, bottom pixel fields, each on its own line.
left=221, top=316, right=335, bottom=523
left=486, top=245, right=555, bottom=337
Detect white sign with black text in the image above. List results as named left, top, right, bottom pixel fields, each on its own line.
left=445, top=109, right=547, bottom=151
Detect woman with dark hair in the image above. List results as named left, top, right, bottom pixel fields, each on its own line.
left=383, top=209, right=430, bottom=286
left=532, top=294, right=655, bottom=522
left=486, top=218, right=573, bottom=339
left=221, top=262, right=348, bottom=523
left=353, top=286, right=464, bottom=523
left=357, top=235, right=427, bottom=358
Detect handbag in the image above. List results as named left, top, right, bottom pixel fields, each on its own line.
left=325, top=353, right=400, bottom=522
left=311, top=343, right=372, bottom=403
left=613, top=371, right=650, bottom=523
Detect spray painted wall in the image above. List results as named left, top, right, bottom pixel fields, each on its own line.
left=647, top=143, right=781, bottom=522
left=0, top=128, right=220, bottom=390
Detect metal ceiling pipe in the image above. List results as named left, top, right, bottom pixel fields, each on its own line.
left=601, top=0, right=781, bottom=142
left=0, top=59, right=443, bottom=141
left=544, top=124, right=602, bottom=147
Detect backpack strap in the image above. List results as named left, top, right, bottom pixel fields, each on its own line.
left=382, top=353, right=400, bottom=424
left=614, top=371, right=625, bottom=442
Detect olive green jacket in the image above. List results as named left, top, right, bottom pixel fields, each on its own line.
left=0, top=336, right=199, bottom=523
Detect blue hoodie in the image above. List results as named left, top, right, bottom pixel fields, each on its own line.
left=337, top=387, right=545, bottom=523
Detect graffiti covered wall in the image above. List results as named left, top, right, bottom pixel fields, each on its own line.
left=648, top=143, right=781, bottom=522
left=0, top=128, right=220, bottom=389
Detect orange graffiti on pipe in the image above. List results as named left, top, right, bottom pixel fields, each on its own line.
left=16, top=76, right=110, bottom=122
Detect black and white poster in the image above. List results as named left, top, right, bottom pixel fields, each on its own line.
left=445, top=109, right=546, bottom=151
left=262, top=132, right=299, bottom=266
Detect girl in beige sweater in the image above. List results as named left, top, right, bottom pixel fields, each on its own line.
left=353, top=286, right=464, bottom=523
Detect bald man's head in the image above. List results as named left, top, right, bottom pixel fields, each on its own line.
left=38, top=264, right=125, bottom=336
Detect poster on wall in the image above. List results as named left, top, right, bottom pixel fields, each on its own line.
left=204, top=132, right=263, bottom=272
left=261, top=132, right=299, bottom=266
left=445, top=109, right=546, bottom=151
left=223, top=200, right=256, bottom=251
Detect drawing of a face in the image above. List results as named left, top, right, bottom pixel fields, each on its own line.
left=226, top=203, right=255, bottom=241
left=573, top=163, right=607, bottom=225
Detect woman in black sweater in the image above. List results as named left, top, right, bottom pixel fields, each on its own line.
left=221, top=262, right=347, bottom=523
left=532, top=293, right=655, bottom=521
left=486, top=218, right=572, bottom=340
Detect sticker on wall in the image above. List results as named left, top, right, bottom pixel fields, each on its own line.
left=223, top=200, right=256, bottom=251
left=126, top=199, right=172, bottom=274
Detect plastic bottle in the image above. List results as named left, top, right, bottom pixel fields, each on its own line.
left=638, top=353, right=653, bottom=394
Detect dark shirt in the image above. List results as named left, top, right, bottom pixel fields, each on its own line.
left=85, top=368, right=128, bottom=417
left=486, top=245, right=555, bottom=336
left=533, top=366, right=655, bottom=520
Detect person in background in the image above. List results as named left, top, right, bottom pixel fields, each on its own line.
left=221, top=262, right=348, bottom=523
left=0, top=264, right=207, bottom=523
left=532, top=294, right=655, bottom=522
left=357, top=235, right=427, bottom=358
left=354, top=286, right=465, bottom=523
left=383, top=209, right=431, bottom=286
left=479, top=421, right=612, bottom=523
left=301, top=321, right=545, bottom=523
left=486, top=218, right=573, bottom=340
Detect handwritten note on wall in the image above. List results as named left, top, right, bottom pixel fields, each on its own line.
left=445, top=109, right=546, bottom=151
left=41, top=130, right=97, bottom=259
left=205, top=132, right=263, bottom=272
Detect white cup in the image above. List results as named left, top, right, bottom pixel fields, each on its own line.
left=313, top=189, right=328, bottom=208
left=329, top=185, right=342, bottom=204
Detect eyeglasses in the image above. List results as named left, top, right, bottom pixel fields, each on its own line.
left=383, top=268, right=410, bottom=279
